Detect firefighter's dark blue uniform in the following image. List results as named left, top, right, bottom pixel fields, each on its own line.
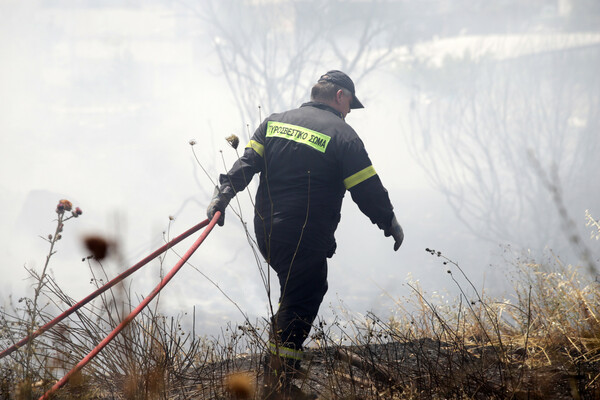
left=217, top=101, right=395, bottom=361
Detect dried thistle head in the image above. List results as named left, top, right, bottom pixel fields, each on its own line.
left=226, top=134, right=239, bottom=150
left=56, top=199, right=73, bottom=214
left=72, top=207, right=83, bottom=218
left=224, top=372, right=253, bottom=399
left=82, top=235, right=114, bottom=260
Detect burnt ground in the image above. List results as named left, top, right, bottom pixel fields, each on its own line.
left=190, top=338, right=599, bottom=399
left=22, top=337, right=597, bottom=399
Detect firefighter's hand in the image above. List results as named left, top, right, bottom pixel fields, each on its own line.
left=206, top=186, right=233, bottom=226
left=384, top=215, right=404, bottom=251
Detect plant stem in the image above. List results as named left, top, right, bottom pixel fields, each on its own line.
left=24, top=212, right=65, bottom=379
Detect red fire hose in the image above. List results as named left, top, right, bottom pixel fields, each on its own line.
left=39, top=211, right=220, bottom=399
left=0, top=218, right=211, bottom=360
left=3, top=212, right=220, bottom=399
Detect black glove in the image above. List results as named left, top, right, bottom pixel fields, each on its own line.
left=384, top=215, right=404, bottom=251
left=206, top=186, right=234, bottom=226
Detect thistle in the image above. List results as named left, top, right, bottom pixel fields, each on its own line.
left=226, top=134, right=240, bottom=150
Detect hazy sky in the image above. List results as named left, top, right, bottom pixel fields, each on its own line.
left=1, top=1, right=598, bottom=336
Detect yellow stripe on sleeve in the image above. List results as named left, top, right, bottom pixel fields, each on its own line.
left=343, top=165, right=377, bottom=189
left=246, top=140, right=264, bottom=157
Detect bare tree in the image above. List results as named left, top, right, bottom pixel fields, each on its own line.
left=404, top=40, right=600, bottom=257
left=180, top=0, right=403, bottom=139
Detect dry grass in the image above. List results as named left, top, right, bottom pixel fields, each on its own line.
left=1, top=206, right=599, bottom=399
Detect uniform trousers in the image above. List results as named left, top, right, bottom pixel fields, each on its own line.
left=258, top=238, right=329, bottom=350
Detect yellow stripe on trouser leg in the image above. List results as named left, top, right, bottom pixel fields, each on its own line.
left=269, top=342, right=303, bottom=361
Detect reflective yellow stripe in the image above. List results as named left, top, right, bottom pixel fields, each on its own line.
left=246, top=140, right=264, bottom=157
left=266, top=121, right=331, bottom=153
left=344, top=165, right=377, bottom=189
left=269, top=342, right=303, bottom=360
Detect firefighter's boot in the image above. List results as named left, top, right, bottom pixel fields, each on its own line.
left=262, top=352, right=316, bottom=400
left=262, top=352, right=286, bottom=400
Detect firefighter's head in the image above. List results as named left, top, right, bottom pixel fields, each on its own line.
left=312, top=70, right=364, bottom=118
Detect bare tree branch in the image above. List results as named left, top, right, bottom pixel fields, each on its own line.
left=405, top=40, right=600, bottom=256
left=186, top=0, right=402, bottom=134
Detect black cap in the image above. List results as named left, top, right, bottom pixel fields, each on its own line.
left=318, top=70, right=364, bottom=109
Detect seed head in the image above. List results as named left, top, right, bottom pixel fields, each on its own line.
left=58, top=199, right=73, bottom=212
left=224, top=372, right=253, bottom=399
left=82, top=235, right=112, bottom=260
left=189, top=139, right=197, bottom=146
left=226, top=134, right=239, bottom=149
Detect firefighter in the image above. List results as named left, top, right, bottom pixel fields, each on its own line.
left=207, top=70, right=403, bottom=398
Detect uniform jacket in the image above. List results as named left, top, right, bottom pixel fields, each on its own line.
left=219, top=101, right=394, bottom=255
